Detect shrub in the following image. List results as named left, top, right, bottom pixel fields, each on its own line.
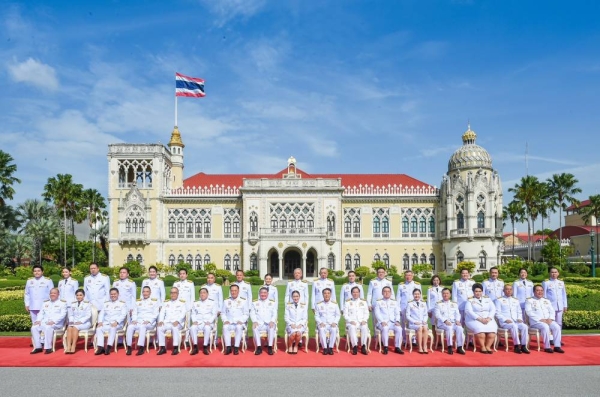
left=528, top=262, right=548, bottom=277
left=454, top=261, right=476, bottom=274
left=565, top=285, right=600, bottom=299
left=354, top=266, right=372, bottom=278
left=244, top=270, right=259, bottom=277
left=204, top=263, right=217, bottom=274
left=0, top=291, right=24, bottom=301
left=412, top=264, right=433, bottom=278
left=246, top=276, right=263, bottom=286
left=472, top=274, right=484, bottom=283
left=0, top=314, right=31, bottom=332
left=191, top=269, right=207, bottom=278
left=567, top=263, right=591, bottom=276
left=215, top=269, right=232, bottom=282
left=563, top=310, right=600, bottom=329
left=175, top=262, right=193, bottom=274
left=120, top=261, right=145, bottom=278
left=0, top=299, right=24, bottom=315
left=14, top=266, right=32, bottom=280
left=568, top=297, right=600, bottom=311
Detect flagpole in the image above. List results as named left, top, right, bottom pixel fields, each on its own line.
left=175, top=94, right=178, bottom=127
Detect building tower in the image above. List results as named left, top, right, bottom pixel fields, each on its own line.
left=169, top=126, right=185, bottom=189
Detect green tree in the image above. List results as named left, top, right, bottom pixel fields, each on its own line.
left=0, top=150, right=21, bottom=207
left=16, top=199, right=59, bottom=265
left=546, top=173, right=581, bottom=247
left=454, top=261, right=476, bottom=274
left=80, top=188, right=106, bottom=262
left=503, top=200, right=525, bottom=258
left=535, top=228, right=554, bottom=236
left=541, top=238, right=572, bottom=269
left=509, top=176, right=544, bottom=261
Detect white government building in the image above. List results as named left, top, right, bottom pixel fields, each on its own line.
left=107, top=126, right=503, bottom=278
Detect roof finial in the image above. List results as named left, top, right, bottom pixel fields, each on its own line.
left=467, top=118, right=471, bottom=131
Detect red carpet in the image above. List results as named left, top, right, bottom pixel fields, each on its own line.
left=1, top=336, right=598, bottom=367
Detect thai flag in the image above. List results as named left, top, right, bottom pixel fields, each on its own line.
left=175, top=73, right=205, bottom=97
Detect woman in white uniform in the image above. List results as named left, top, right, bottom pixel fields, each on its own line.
left=285, top=290, right=308, bottom=354
left=427, top=275, right=444, bottom=333
left=465, top=283, right=497, bottom=353
left=406, top=289, right=430, bottom=354
left=65, top=288, right=92, bottom=354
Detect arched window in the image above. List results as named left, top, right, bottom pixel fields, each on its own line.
left=477, top=211, right=485, bottom=229
left=419, top=218, right=426, bottom=233
left=177, top=219, right=185, bottom=238
left=250, top=253, right=258, bottom=270
left=177, top=254, right=184, bottom=264
left=224, top=254, right=231, bottom=270
left=233, top=218, right=240, bottom=238
left=307, top=217, right=314, bottom=231
left=327, top=212, right=336, bottom=232
left=402, top=216, right=409, bottom=234
left=233, top=254, right=240, bottom=271
left=411, top=254, right=418, bottom=266
left=456, top=196, right=465, bottom=229
left=353, top=218, right=360, bottom=236
left=126, top=253, right=133, bottom=262
left=168, top=219, right=176, bottom=238
left=344, top=216, right=351, bottom=235
left=457, top=251, right=464, bottom=263
left=373, top=217, right=381, bottom=235
left=168, top=254, right=175, bottom=266
left=353, top=254, right=360, bottom=269
left=125, top=219, right=131, bottom=233
left=420, top=253, right=427, bottom=264
left=382, top=216, right=389, bottom=234
left=345, top=254, right=352, bottom=270
left=204, top=254, right=211, bottom=265
left=374, top=253, right=381, bottom=262
left=383, top=253, right=390, bottom=268
left=195, top=254, right=202, bottom=270
left=186, top=217, right=193, bottom=237
left=403, top=254, right=410, bottom=270
left=139, top=219, right=145, bottom=233
left=271, top=216, right=278, bottom=230
left=479, top=251, right=487, bottom=269
left=457, top=213, right=465, bottom=230
left=249, top=212, right=258, bottom=232
left=186, top=254, right=193, bottom=265
left=429, top=254, right=436, bottom=266
left=136, top=254, right=143, bottom=264
left=410, top=217, right=418, bottom=233
left=428, top=217, right=435, bottom=234
left=328, top=253, right=335, bottom=270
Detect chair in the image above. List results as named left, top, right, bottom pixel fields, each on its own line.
left=187, top=320, right=218, bottom=353
left=154, top=312, right=190, bottom=351
left=494, top=319, right=516, bottom=352
left=285, top=326, right=309, bottom=353
left=374, top=327, right=397, bottom=353
left=314, top=327, right=340, bottom=353
left=254, top=322, right=278, bottom=353
left=61, top=306, right=99, bottom=353
left=403, top=325, right=434, bottom=353
left=221, top=324, right=247, bottom=353
left=345, top=326, right=371, bottom=354
left=523, top=313, right=548, bottom=352
left=466, top=327, right=497, bottom=353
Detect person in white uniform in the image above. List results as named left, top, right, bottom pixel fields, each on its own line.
left=542, top=267, right=568, bottom=331
left=232, top=270, right=253, bottom=313
left=373, top=286, right=403, bottom=355
left=65, top=288, right=92, bottom=354
left=221, top=284, right=249, bottom=355
left=495, top=284, right=530, bottom=354
left=94, top=288, right=127, bottom=356
left=84, top=263, right=110, bottom=312
left=526, top=285, right=564, bottom=354
left=25, top=265, right=54, bottom=323
left=30, top=288, right=66, bottom=354
left=367, top=267, right=393, bottom=313
left=173, top=268, right=195, bottom=311
left=482, top=267, right=505, bottom=302
left=434, top=288, right=466, bottom=355
left=406, top=289, right=429, bottom=354
left=343, top=286, right=369, bottom=355
left=189, top=287, right=219, bottom=356
left=396, top=270, right=421, bottom=344
left=512, top=268, right=534, bottom=317
left=112, top=267, right=137, bottom=315
left=427, top=275, right=444, bottom=333
left=156, top=287, right=188, bottom=356
left=340, top=271, right=364, bottom=313
left=251, top=287, right=277, bottom=355
left=312, top=268, right=336, bottom=312
left=285, top=290, right=308, bottom=354
left=452, top=269, right=475, bottom=325
left=58, top=267, right=78, bottom=309
left=202, top=273, right=223, bottom=315
left=465, top=283, right=497, bottom=354
left=315, top=288, right=341, bottom=355
left=141, top=266, right=166, bottom=306
left=262, top=273, right=279, bottom=307
left=285, top=268, right=309, bottom=305
left=126, top=286, right=160, bottom=356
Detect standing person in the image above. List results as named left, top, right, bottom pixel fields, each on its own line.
left=465, top=283, right=497, bottom=354
left=126, top=286, right=160, bottom=356
left=25, top=265, right=54, bottom=323
left=343, top=286, right=369, bottom=355
left=513, top=268, right=534, bottom=317
left=373, top=286, right=403, bottom=355
left=542, top=267, right=568, bottom=334
left=434, top=288, right=466, bottom=355
left=142, top=266, right=165, bottom=306
left=189, top=288, right=219, bottom=356
left=221, top=284, right=249, bottom=355
left=526, top=285, right=564, bottom=354
left=312, top=268, right=336, bottom=312
left=112, top=267, right=136, bottom=315
left=285, top=268, right=309, bottom=305
left=495, top=284, right=530, bottom=354
left=84, top=262, right=111, bottom=312
left=406, top=289, right=430, bottom=354
left=482, top=267, right=504, bottom=302
left=452, top=269, right=475, bottom=325
left=58, top=267, right=78, bottom=309
left=262, top=273, right=279, bottom=307
left=156, top=287, right=187, bottom=356
left=94, top=288, right=127, bottom=356
left=284, top=290, right=308, bottom=354
left=427, top=275, right=444, bottom=332
left=173, top=268, right=195, bottom=311
left=396, top=270, right=421, bottom=344
left=366, top=267, right=393, bottom=313
left=30, top=288, right=66, bottom=354
left=232, top=270, right=252, bottom=312
left=250, top=287, right=277, bottom=355
left=64, top=288, right=92, bottom=354
left=340, top=271, right=364, bottom=314
left=315, top=288, right=341, bottom=355
left=202, top=273, right=223, bottom=315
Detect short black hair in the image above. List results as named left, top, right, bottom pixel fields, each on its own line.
left=472, top=283, right=483, bottom=292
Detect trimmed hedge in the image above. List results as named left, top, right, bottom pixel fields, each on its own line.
left=563, top=311, right=600, bottom=329
left=0, top=300, right=24, bottom=315
left=0, top=314, right=31, bottom=332
left=0, top=291, right=24, bottom=301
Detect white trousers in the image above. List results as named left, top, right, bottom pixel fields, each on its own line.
left=157, top=322, right=183, bottom=347
left=437, top=323, right=465, bottom=347
left=189, top=323, right=214, bottom=346
left=126, top=322, right=155, bottom=347
left=253, top=323, right=276, bottom=347
left=346, top=322, right=369, bottom=347
left=499, top=321, right=528, bottom=345
left=318, top=324, right=339, bottom=348
left=95, top=324, right=123, bottom=347
left=223, top=323, right=245, bottom=347
left=531, top=321, right=562, bottom=349
left=31, top=323, right=62, bottom=349
left=376, top=322, right=402, bottom=348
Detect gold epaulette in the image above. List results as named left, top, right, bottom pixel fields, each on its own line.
left=239, top=297, right=246, bottom=300
left=301, top=280, right=308, bottom=283
left=253, top=299, right=259, bottom=302
left=346, top=299, right=351, bottom=302
left=151, top=298, right=157, bottom=301
left=179, top=299, right=186, bottom=303
left=269, top=299, right=275, bottom=302
left=45, top=277, right=51, bottom=280
left=414, top=281, right=421, bottom=285
left=119, top=300, right=126, bottom=303
left=60, top=299, right=66, bottom=302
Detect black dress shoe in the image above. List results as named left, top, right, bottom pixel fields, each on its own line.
left=544, top=348, right=554, bottom=353
left=172, top=348, right=179, bottom=355
left=447, top=346, right=454, bottom=355
left=225, top=346, right=232, bottom=355
left=352, top=345, right=358, bottom=355
left=190, top=345, right=199, bottom=355
left=394, top=347, right=404, bottom=355
left=233, top=347, right=239, bottom=355
left=328, top=348, right=334, bottom=355
left=457, top=347, right=466, bottom=355
left=267, top=346, right=274, bottom=355
left=298, top=342, right=303, bottom=348
left=203, top=346, right=210, bottom=355
left=521, top=345, right=530, bottom=354
left=255, top=347, right=263, bottom=355
left=95, top=347, right=104, bottom=356
left=361, top=345, right=367, bottom=355
left=104, top=346, right=111, bottom=355
left=554, top=347, right=565, bottom=353
left=136, top=347, right=145, bottom=356
left=323, top=348, right=329, bottom=355
left=157, top=347, right=167, bottom=355
left=382, top=346, right=388, bottom=355
left=550, top=340, right=554, bottom=346
left=514, top=345, right=521, bottom=354
left=126, top=347, right=132, bottom=356
left=44, top=349, right=53, bottom=354
left=30, top=348, right=43, bottom=354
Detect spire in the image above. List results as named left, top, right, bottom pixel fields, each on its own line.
left=169, top=126, right=185, bottom=148
left=462, top=123, right=477, bottom=145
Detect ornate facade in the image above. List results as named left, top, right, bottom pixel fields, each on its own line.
left=107, top=126, right=503, bottom=278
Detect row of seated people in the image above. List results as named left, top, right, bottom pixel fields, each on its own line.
left=30, top=280, right=563, bottom=357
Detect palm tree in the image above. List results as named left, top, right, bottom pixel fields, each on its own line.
left=581, top=194, right=600, bottom=271
left=547, top=173, right=582, bottom=248
left=96, top=219, right=109, bottom=265
left=508, top=175, right=544, bottom=261
left=16, top=199, right=57, bottom=265
left=504, top=200, right=525, bottom=258
left=81, top=189, right=106, bottom=262
left=42, top=174, right=83, bottom=267
left=0, top=150, right=21, bottom=207
left=27, top=217, right=60, bottom=265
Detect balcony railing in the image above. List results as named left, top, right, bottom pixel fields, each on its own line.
left=450, top=229, right=468, bottom=237
left=119, top=232, right=147, bottom=244
left=262, top=227, right=325, bottom=236
left=474, top=228, right=491, bottom=235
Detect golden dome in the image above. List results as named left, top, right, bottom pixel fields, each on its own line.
left=168, top=126, right=185, bottom=148
left=462, top=126, right=477, bottom=144
left=448, top=125, right=492, bottom=172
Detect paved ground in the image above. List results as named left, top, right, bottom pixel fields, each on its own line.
left=0, top=367, right=598, bottom=396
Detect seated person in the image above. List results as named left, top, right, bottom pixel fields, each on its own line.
left=284, top=290, right=308, bottom=354
left=343, top=286, right=369, bottom=355
left=31, top=288, right=67, bottom=354
left=251, top=287, right=277, bottom=355
left=189, top=287, right=219, bottom=356
left=65, top=288, right=92, bottom=354
left=156, top=287, right=187, bottom=356
left=222, top=284, right=249, bottom=355
left=374, top=286, right=404, bottom=355
left=525, top=285, right=564, bottom=354
left=465, top=283, right=498, bottom=354
left=406, top=289, right=429, bottom=354
left=95, top=288, right=127, bottom=355
left=434, top=288, right=466, bottom=355
left=126, top=286, right=160, bottom=356
left=315, top=288, right=341, bottom=355
left=495, top=284, right=530, bottom=354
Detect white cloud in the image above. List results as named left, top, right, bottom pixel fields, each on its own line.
left=7, top=57, right=59, bottom=91
left=200, top=0, right=266, bottom=26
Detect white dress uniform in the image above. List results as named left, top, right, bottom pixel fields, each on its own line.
left=84, top=273, right=111, bottom=311
left=315, top=299, right=341, bottom=349
left=112, top=278, right=137, bottom=312
left=285, top=279, right=309, bottom=305
left=126, top=298, right=160, bottom=347
left=285, top=302, right=308, bottom=334
left=95, top=299, right=127, bottom=347
left=367, top=277, right=393, bottom=309
left=373, top=298, right=402, bottom=348
left=452, top=278, right=475, bottom=322
left=513, top=278, right=534, bottom=312
left=157, top=299, right=187, bottom=347
left=58, top=277, right=79, bottom=308
left=173, top=280, right=195, bottom=310
left=24, top=276, right=54, bottom=322
left=339, top=282, right=364, bottom=312
left=312, top=278, right=336, bottom=310
left=232, top=281, right=253, bottom=312
left=189, top=298, right=219, bottom=347
left=495, top=295, right=528, bottom=345
left=250, top=298, right=277, bottom=347
left=482, top=278, right=505, bottom=301
left=427, top=286, right=444, bottom=323
left=141, top=277, right=166, bottom=306
left=525, top=296, right=562, bottom=349
left=262, top=284, right=279, bottom=307
left=542, top=278, right=568, bottom=326
left=31, top=298, right=67, bottom=349
left=68, top=300, right=92, bottom=331
left=406, top=299, right=429, bottom=330
left=221, top=296, right=249, bottom=347
left=396, top=281, right=421, bottom=341
left=343, top=298, right=369, bottom=347
left=434, top=300, right=465, bottom=347
left=465, top=296, right=498, bottom=333
left=202, top=283, right=223, bottom=312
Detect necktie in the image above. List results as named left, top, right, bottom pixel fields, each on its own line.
left=436, top=287, right=439, bottom=293
left=294, top=303, right=298, bottom=308
left=78, top=301, right=80, bottom=307
left=523, top=280, right=526, bottom=286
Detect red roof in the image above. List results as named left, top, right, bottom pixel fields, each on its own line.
left=503, top=232, right=549, bottom=242
left=566, top=199, right=589, bottom=211
left=183, top=167, right=435, bottom=190
left=548, top=225, right=600, bottom=239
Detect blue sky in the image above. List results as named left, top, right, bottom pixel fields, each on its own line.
left=1, top=0, right=599, bottom=232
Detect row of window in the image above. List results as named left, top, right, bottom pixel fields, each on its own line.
left=455, top=212, right=487, bottom=229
